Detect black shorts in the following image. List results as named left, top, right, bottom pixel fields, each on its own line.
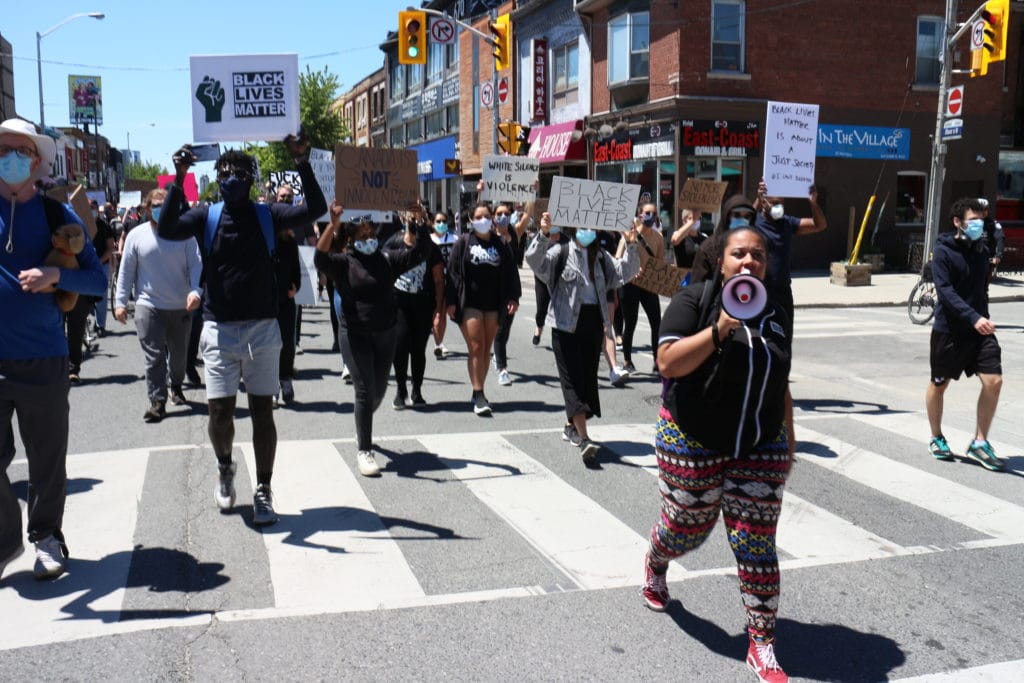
left=929, top=330, right=1001, bottom=384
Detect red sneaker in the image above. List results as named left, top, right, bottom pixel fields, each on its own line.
left=746, top=638, right=788, bottom=683
left=640, top=557, right=669, bottom=611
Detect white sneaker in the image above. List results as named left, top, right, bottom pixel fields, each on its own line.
left=357, top=451, right=381, bottom=477
left=341, top=365, right=352, bottom=384
left=33, top=535, right=67, bottom=579
left=498, top=369, right=512, bottom=386
left=609, top=366, right=626, bottom=387
left=434, top=344, right=448, bottom=359
left=215, top=462, right=237, bottom=511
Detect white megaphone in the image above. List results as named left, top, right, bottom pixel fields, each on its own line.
left=721, top=269, right=768, bottom=320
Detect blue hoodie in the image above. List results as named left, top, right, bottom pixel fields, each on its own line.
left=0, top=194, right=107, bottom=360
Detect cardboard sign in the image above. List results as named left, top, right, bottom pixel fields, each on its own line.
left=335, top=145, right=419, bottom=212
left=68, top=185, right=97, bottom=239
left=119, top=191, right=142, bottom=208
left=480, top=155, right=539, bottom=203
left=190, top=53, right=300, bottom=143
left=763, top=101, right=819, bottom=198
left=679, top=178, right=728, bottom=214
left=548, top=176, right=641, bottom=231
left=631, top=259, right=690, bottom=298
left=157, top=173, right=199, bottom=202
left=124, top=178, right=158, bottom=196
left=295, top=245, right=319, bottom=307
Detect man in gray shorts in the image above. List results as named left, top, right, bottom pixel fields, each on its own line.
left=157, top=135, right=325, bottom=526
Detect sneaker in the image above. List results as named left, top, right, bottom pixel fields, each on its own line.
left=562, top=423, right=582, bottom=447
left=392, top=394, right=408, bottom=410
left=640, top=558, right=669, bottom=611
left=621, top=361, right=637, bottom=375
left=965, top=440, right=1004, bottom=471
left=473, top=394, right=492, bottom=416
left=95, top=327, right=106, bottom=338
left=532, top=332, right=541, bottom=346
left=341, top=365, right=352, bottom=384
left=357, top=450, right=381, bottom=477
left=33, top=534, right=67, bottom=580
left=0, top=544, right=25, bottom=580
left=609, top=366, right=626, bottom=387
left=579, top=438, right=600, bottom=463
left=68, top=371, right=81, bottom=384
left=215, top=462, right=237, bottom=511
left=498, top=369, right=512, bottom=386
left=169, top=385, right=187, bottom=406
left=252, top=485, right=278, bottom=526
left=295, top=343, right=304, bottom=355
left=928, top=435, right=953, bottom=461
left=434, top=344, right=448, bottom=359
left=746, top=638, right=788, bottom=683
left=410, top=391, right=426, bottom=408
left=281, top=379, right=295, bottom=404
left=143, top=400, right=166, bottom=423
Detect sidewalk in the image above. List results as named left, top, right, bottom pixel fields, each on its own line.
left=791, top=270, right=1024, bottom=308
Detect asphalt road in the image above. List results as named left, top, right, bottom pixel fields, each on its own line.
left=3, top=292, right=1023, bottom=682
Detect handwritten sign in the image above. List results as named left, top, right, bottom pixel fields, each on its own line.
left=335, top=145, right=419, bottom=212
left=548, top=176, right=641, bottom=231
left=481, top=155, right=539, bottom=203
left=631, top=260, right=690, bottom=298
left=763, top=101, right=819, bottom=198
left=119, top=191, right=142, bottom=208
left=679, top=178, right=728, bottom=214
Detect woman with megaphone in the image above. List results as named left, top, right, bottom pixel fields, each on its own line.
left=640, top=225, right=794, bottom=683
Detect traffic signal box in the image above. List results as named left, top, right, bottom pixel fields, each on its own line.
left=490, top=13, right=511, bottom=71
left=399, top=10, right=427, bottom=66
left=971, top=0, right=1009, bottom=77
left=497, top=122, right=532, bottom=155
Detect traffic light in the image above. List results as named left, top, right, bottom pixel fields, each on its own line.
left=515, top=125, right=531, bottom=156
left=489, top=13, right=511, bottom=71
left=497, top=122, right=514, bottom=154
left=398, top=10, right=427, bottom=66
left=971, top=0, right=1009, bottom=77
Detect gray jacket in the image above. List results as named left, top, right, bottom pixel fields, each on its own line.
left=526, top=233, right=639, bottom=335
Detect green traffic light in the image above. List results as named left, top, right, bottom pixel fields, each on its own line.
left=408, top=46, right=419, bottom=58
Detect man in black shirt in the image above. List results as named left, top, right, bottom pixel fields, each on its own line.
left=157, top=135, right=325, bottom=526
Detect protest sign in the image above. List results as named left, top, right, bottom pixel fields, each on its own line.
left=157, top=173, right=199, bottom=202
left=763, top=101, right=819, bottom=198
left=124, top=178, right=157, bottom=196
left=548, top=176, right=641, bottom=231
left=632, top=260, right=690, bottom=298
left=309, top=148, right=335, bottom=221
left=69, top=186, right=97, bottom=239
left=267, top=170, right=304, bottom=202
left=342, top=209, right=394, bottom=224
left=190, top=54, right=300, bottom=143
left=480, top=155, right=539, bottom=203
left=119, top=191, right=142, bottom=208
left=296, top=246, right=319, bottom=307
left=679, top=178, right=728, bottom=214
left=335, top=145, right=418, bottom=211
left=86, top=190, right=107, bottom=207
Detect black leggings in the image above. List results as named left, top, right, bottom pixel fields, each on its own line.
left=392, top=291, right=433, bottom=396
left=340, top=325, right=397, bottom=451
left=493, top=308, right=515, bottom=370
left=277, top=298, right=297, bottom=380
left=208, top=394, right=276, bottom=486
left=621, top=283, right=661, bottom=364
left=534, top=276, right=551, bottom=329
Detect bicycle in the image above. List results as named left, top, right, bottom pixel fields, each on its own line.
left=907, top=261, right=936, bottom=325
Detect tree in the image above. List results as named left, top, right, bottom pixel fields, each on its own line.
left=125, top=160, right=169, bottom=181
left=248, top=65, right=349, bottom=177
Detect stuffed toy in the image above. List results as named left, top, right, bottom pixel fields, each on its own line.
left=43, top=223, right=86, bottom=312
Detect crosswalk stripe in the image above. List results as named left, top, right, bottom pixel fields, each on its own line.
left=892, top=658, right=1024, bottom=681
left=238, top=440, right=425, bottom=610
left=797, top=424, right=1024, bottom=542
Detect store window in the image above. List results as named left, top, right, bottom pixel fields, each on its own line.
left=609, top=11, right=649, bottom=84
left=553, top=41, right=579, bottom=108
left=915, top=17, right=944, bottom=85
left=896, top=172, right=927, bottom=224
left=711, top=1, right=745, bottom=72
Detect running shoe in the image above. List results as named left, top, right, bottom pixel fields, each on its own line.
left=357, top=451, right=381, bottom=477
left=392, top=394, right=407, bottom=410
left=579, top=438, right=600, bottom=463
left=562, top=423, right=582, bottom=447
left=252, top=485, right=278, bottom=526
left=640, top=557, right=669, bottom=612
left=609, top=366, right=626, bottom=387
left=410, top=391, right=426, bottom=408
left=215, top=462, right=237, bottom=511
left=143, top=400, right=166, bottom=423
left=281, top=379, right=295, bottom=404
left=928, top=435, right=953, bottom=461
left=33, top=534, right=67, bottom=580
left=621, top=361, right=637, bottom=375
left=169, top=385, right=187, bottom=406
left=498, top=369, right=512, bottom=386
left=965, top=440, right=1004, bottom=471
left=473, top=395, right=492, bottom=416
left=746, top=638, right=788, bottom=683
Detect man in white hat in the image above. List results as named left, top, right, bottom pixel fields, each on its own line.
left=0, top=118, right=107, bottom=581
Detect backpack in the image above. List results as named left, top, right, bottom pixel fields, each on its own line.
left=41, top=195, right=70, bottom=235
left=553, top=240, right=606, bottom=285
left=205, top=202, right=275, bottom=256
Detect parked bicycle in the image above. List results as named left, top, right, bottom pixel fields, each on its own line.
left=907, top=260, right=936, bottom=325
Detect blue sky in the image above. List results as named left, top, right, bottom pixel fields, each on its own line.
left=3, top=0, right=411, bottom=171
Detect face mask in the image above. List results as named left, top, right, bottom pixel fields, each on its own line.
left=434, top=222, right=448, bottom=235
left=576, top=229, right=597, bottom=247
left=0, top=150, right=33, bottom=186
left=353, top=238, right=379, bottom=255
left=549, top=226, right=561, bottom=236
left=219, top=176, right=251, bottom=203
left=494, top=214, right=510, bottom=228
left=150, top=207, right=162, bottom=222
left=770, top=204, right=785, bottom=221
left=641, top=212, right=656, bottom=227
left=963, top=218, right=984, bottom=242
left=729, top=216, right=750, bottom=229
left=472, top=217, right=492, bottom=234
left=91, top=209, right=99, bottom=219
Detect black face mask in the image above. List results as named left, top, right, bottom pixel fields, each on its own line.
left=219, top=176, right=252, bottom=203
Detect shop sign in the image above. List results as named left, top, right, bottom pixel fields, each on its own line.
left=422, top=84, right=441, bottom=113
left=593, top=125, right=674, bottom=164
left=816, top=124, right=910, bottom=160
left=532, top=39, right=548, bottom=123
left=679, top=120, right=761, bottom=157
left=441, top=78, right=460, bottom=106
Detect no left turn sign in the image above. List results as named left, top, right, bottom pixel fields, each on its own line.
left=480, top=82, right=494, bottom=108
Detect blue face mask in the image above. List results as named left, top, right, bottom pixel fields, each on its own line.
left=150, top=206, right=162, bottom=222
left=641, top=212, right=656, bottom=227
left=549, top=226, right=561, bottom=235
left=219, top=176, right=251, bottom=203
left=729, top=216, right=751, bottom=229
left=576, top=229, right=597, bottom=247
left=494, top=214, right=510, bottom=228
left=963, top=218, right=984, bottom=241
left=434, top=222, right=448, bottom=235
left=354, top=238, right=379, bottom=255
left=0, top=151, right=33, bottom=186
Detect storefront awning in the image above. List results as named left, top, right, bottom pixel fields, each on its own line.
left=527, top=121, right=585, bottom=164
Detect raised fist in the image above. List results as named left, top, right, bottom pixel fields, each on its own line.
left=195, top=76, right=225, bottom=123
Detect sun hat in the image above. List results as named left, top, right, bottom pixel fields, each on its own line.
left=0, top=118, right=56, bottom=171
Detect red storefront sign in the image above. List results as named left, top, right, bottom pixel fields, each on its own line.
left=532, top=39, right=548, bottom=124
left=679, top=120, right=761, bottom=157
left=527, top=120, right=585, bottom=164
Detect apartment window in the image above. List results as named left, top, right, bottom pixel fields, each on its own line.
left=426, top=110, right=445, bottom=138
left=408, top=64, right=423, bottom=91
left=446, top=42, right=458, bottom=69
left=390, top=60, right=405, bottom=99
left=428, top=43, right=445, bottom=83
left=446, top=104, right=460, bottom=132
left=390, top=126, right=404, bottom=147
left=406, top=119, right=423, bottom=144
left=553, top=41, right=579, bottom=107
left=711, top=1, right=745, bottom=72
left=916, top=16, right=944, bottom=85
left=608, top=11, right=649, bottom=84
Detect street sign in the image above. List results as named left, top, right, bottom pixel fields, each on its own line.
left=971, top=19, right=986, bottom=51
left=430, top=17, right=456, bottom=45
left=498, top=77, right=509, bottom=104
left=480, top=82, right=494, bottom=108
left=444, top=158, right=462, bottom=175
left=946, top=86, right=964, bottom=118
left=942, top=117, right=964, bottom=141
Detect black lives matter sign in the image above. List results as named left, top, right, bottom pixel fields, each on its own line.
left=232, top=71, right=287, bottom=118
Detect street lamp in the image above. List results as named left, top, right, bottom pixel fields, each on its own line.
left=36, top=12, right=105, bottom=130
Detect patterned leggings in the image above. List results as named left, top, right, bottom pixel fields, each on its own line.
left=647, top=407, right=791, bottom=641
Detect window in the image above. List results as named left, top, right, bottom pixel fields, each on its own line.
left=915, top=17, right=944, bottom=85
left=896, top=172, right=927, bottom=224
left=426, top=110, right=445, bottom=138
left=608, top=12, right=649, bottom=84
left=428, top=43, right=445, bottom=84
left=446, top=104, right=459, bottom=132
left=408, top=64, right=423, bottom=91
left=446, top=42, right=458, bottom=69
left=553, top=41, right=579, bottom=108
left=390, top=126, right=404, bottom=147
left=711, top=1, right=744, bottom=72
left=406, top=119, right=423, bottom=145
left=390, top=60, right=405, bottom=99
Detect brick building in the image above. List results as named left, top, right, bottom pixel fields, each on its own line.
left=335, top=68, right=387, bottom=148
